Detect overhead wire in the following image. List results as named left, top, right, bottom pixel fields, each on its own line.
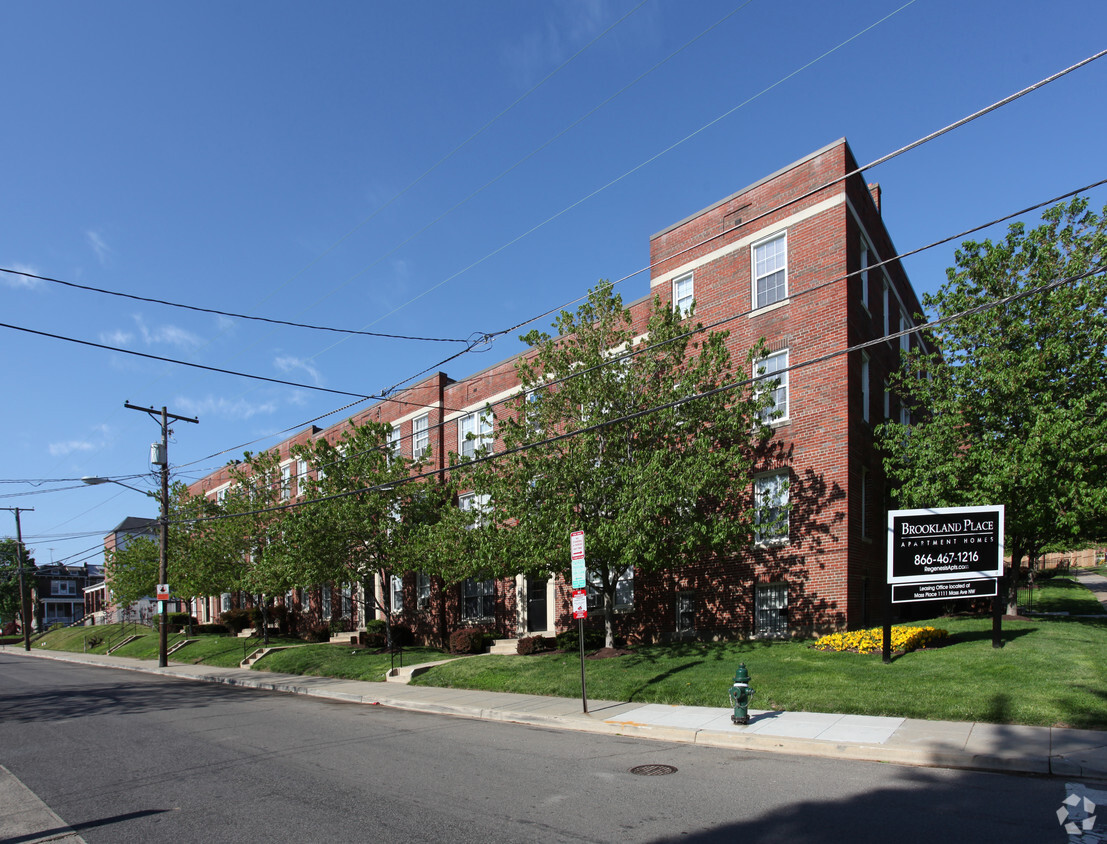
left=173, top=262, right=1107, bottom=527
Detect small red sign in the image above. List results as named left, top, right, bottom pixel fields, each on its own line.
left=156, top=583, right=170, bottom=601
left=571, top=588, right=587, bottom=620
left=570, top=530, right=585, bottom=560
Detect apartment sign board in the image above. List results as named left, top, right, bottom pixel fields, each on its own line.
left=887, top=505, right=1004, bottom=584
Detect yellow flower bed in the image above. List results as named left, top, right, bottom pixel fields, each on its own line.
left=813, top=625, right=949, bottom=654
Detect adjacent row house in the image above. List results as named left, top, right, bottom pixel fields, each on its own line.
left=187, top=139, right=927, bottom=644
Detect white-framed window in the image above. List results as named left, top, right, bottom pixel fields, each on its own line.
left=754, top=349, right=789, bottom=423
left=341, top=584, right=353, bottom=617
left=588, top=567, right=634, bottom=611
left=297, top=457, right=309, bottom=478
left=673, top=272, right=694, bottom=316
left=459, top=409, right=493, bottom=459
left=754, top=472, right=790, bottom=544
left=388, top=425, right=402, bottom=460
left=51, top=580, right=76, bottom=596
left=753, top=232, right=787, bottom=309
left=860, top=353, right=870, bottom=423
left=216, top=487, right=227, bottom=505
left=859, top=238, right=870, bottom=311
left=390, top=574, right=404, bottom=615
left=413, top=413, right=430, bottom=457
left=883, top=381, right=891, bottom=420
left=280, top=464, right=292, bottom=501
left=416, top=572, right=431, bottom=608
left=321, top=586, right=332, bottom=620
left=458, top=491, right=491, bottom=527
left=462, top=578, right=495, bottom=620
left=900, top=314, right=911, bottom=355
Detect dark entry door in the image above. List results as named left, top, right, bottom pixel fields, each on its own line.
left=526, top=578, right=547, bottom=632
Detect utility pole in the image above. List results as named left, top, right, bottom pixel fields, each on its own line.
left=2, top=506, right=35, bottom=651
left=124, top=403, right=198, bottom=668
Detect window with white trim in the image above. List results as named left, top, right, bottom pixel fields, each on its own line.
left=413, top=413, right=430, bottom=457
left=900, top=314, right=911, bottom=355
left=754, top=472, right=790, bottom=544
left=462, top=577, right=494, bottom=620
left=280, top=464, right=292, bottom=501
left=416, top=572, right=431, bottom=608
left=860, top=352, right=870, bottom=423
left=883, top=279, right=891, bottom=337
left=587, top=568, right=634, bottom=610
left=753, top=233, right=787, bottom=309
left=883, top=381, right=891, bottom=420
left=673, top=272, right=694, bottom=316
left=458, top=492, right=491, bottom=527
left=754, top=349, right=789, bottom=423
left=51, top=580, right=76, bottom=596
left=390, top=575, right=403, bottom=614
left=459, top=409, right=493, bottom=459
left=387, top=425, right=402, bottom=460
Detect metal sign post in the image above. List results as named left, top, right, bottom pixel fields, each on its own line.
left=570, top=530, right=588, bottom=713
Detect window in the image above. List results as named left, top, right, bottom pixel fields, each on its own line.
left=900, top=314, right=911, bottom=355
left=673, top=272, right=694, bottom=316
left=321, top=586, right=331, bottom=620
left=51, top=580, right=75, bottom=596
left=860, top=353, right=870, bottom=423
left=587, top=568, right=634, bottom=611
left=459, top=409, right=493, bottom=458
left=676, top=591, right=695, bottom=633
left=413, top=413, right=430, bottom=457
left=388, top=425, right=402, bottom=460
left=859, top=239, right=870, bottom=311
left=883, top=280, right=891, bottom=337
left=462, top=578, right=494, bottom=620
left=341, top=584, right=353, bottom=618
left=883, top=381, right=891, bottom=420
left=390, top=575, right=404, bottom=615
left=754, top=472, right=790, bottom=544
left=754, top=349, right=789, bottom=423
left=416, top=572, right=431, bottom=608
left=458, top=492, right=491, bottom=527
left=753, top=233, right=787, bottom=309
left=280, top=465, right=291, bottom=501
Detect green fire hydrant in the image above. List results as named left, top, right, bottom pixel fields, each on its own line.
left=729, top=663, right=755, bottom=725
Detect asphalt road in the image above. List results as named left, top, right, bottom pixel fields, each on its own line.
left=0, top=652, right=1090, bottom=843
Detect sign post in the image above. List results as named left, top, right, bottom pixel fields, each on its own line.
left=570, top=530, right=588, bottom=713
left=884, top=505, right=1005, bottom=661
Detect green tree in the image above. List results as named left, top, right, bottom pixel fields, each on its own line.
left=0, top=538, right=34, bottom=630
left=455, top=282, right=773, bottom=647
left=878, top=197, right=1107, bottom=611
left=287, top=420, right=439, bottom=647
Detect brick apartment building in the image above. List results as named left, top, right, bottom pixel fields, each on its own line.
left=188, top=138, right=926, bottom=643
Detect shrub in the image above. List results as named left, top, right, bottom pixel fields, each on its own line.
left=300, top=624, right=331, bottom=643
left=449, top=627, right=489, bottom=654
left=813, top=625, right=949, bottom=654
left=516, top=635, right=552, bottom=655
left=194, top=623, right=227, bottom=636
left=555, top=627, right=607, bottom=652
left=220, top=608, right=253, bottom=634
left=85, top=635, right=103, bottom=648
left=168, top=613, right=197, bottom=627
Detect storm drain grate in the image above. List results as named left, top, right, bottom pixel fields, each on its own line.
left=629, top=764, right=678, bottom=776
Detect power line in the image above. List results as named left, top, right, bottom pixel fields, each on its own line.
left=174, top=264, right=1106, bottom=527
left=0, top=266, right=472, bottom=343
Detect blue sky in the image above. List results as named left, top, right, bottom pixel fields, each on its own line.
left=2, top=0, right=1105, bottom=568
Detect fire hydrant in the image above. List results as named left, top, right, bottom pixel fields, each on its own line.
left=729, top=663, right=755, bottom=725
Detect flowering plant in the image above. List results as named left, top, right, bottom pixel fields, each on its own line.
left=813, top=625, right=948, bottom=654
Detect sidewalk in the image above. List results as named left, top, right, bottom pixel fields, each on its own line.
left=5, top=643, right=1107, bottom=780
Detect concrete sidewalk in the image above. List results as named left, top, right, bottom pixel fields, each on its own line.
left=5, top=644, right=1107, bottom=780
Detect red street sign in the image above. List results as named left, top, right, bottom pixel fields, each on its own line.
left=156, top=584, right=170, bottom=601
left=571, top=588, right=587, bottom=619
left=570, top=530, right=585, bottom=560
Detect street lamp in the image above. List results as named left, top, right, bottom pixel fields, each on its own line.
left=82, top=475, right=169, bottom=667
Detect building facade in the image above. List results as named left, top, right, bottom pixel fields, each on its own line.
left=34, top=563, right=104, bottom=630
left=188, top=139, right=925, bottom=643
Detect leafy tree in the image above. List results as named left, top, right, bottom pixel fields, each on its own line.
left=287, top=420, right=439, bottom=648
left=878, top=197, right=1107, bottom=612
left=0, top=538, right=34, bottom=630
left=454, top=282, right=773, bottom=647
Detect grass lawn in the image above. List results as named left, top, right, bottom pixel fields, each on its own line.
left=259, top=645, right=448, bottom=681
left=1027, top=576, right=1107, bottom=614
left=411, top=614, right=1107, bottom=729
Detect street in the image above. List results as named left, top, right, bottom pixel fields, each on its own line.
left=0, top=652, right=1093, bottom=843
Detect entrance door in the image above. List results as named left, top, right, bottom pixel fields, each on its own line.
left=755, top=583, right=788, bottom=638
left=526, top=578, right=547, bottom=632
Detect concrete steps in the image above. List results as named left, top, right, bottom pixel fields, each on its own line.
left=240, top=646, right=289, bottom=668
left=489, top=638, right=518, bottom=655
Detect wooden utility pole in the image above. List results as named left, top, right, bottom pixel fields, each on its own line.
left=2, top=506, right=35, bottom=651
left=124, top=403, right=198, bottom=667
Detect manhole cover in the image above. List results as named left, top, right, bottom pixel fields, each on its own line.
left=629, top=764, right=678, bottom=776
